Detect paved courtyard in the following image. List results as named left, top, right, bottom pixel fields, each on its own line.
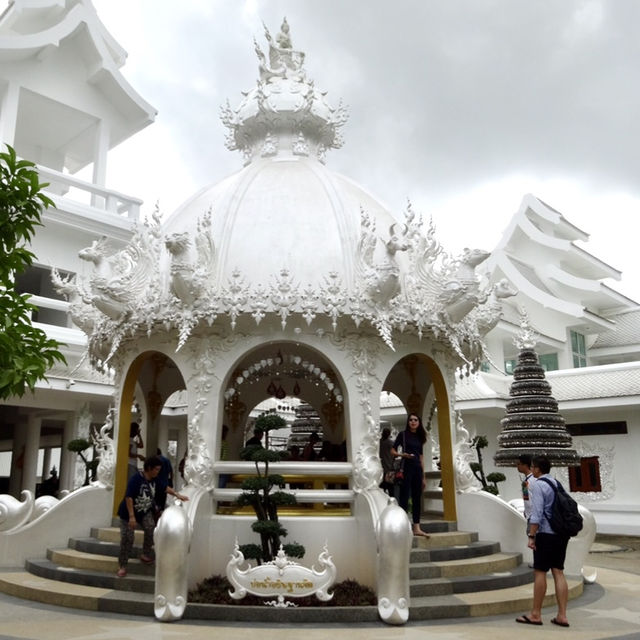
left=0, top=535, right=638, bottom=640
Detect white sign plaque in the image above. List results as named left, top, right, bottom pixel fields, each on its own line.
left=226, top=540, right=337, bottom=607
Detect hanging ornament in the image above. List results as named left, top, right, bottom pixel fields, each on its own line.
left=293, top=381, right=301, bottom=396
left=275, top=385, right=286, bottom=399
left=267, top=380, right=277, bottom=396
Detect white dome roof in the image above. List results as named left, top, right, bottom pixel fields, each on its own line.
left=74, top=19, right=498, bottom=374
left=164, top=156, right=396, bottom=289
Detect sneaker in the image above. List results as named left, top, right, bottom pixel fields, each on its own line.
left=116, top=567, right=127, bottom=578
left=139, top=555, right=154, bottom=565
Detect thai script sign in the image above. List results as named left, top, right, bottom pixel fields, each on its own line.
left=226, top=540, right=336, bottom=607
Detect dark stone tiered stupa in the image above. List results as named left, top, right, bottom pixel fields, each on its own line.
left=287, top=403, right=324, bottom=451
left=494, top=320, right=579, bottom=467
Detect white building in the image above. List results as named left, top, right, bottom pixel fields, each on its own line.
left=0, top=0, right=638, bottom=587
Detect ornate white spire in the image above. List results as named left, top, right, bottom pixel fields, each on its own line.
left=220, top=18, right=348, bottom=164
left=514, top=307, right=538, bottom=350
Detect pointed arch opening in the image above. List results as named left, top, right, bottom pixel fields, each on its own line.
left=382, top=353, right=456, bottom=521
left=220, top=341, right=348, bottom=462
left=113, top=351, right=186, bottom=514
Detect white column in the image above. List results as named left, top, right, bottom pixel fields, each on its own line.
left=0, top=83, right=20, bottom=146
left=59, top=412, right=76, bottom=492
left=176, top=424, right=188, bottom=489
left=9, top=423, right=26, bottom=498
left=157, top=418, right=169, bottom=457
left=41, top=447, right=52, bottom=481
left=22, top=415, right=42, bottom=495
left=90, top=119, right=110, bottom=208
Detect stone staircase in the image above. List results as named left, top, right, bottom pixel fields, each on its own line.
left=0, top=517, right=583, bottom=622
left=408, top=520, right=582, bottom=619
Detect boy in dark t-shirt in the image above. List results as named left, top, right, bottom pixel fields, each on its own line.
left=116, top=456, right=188, bottom=578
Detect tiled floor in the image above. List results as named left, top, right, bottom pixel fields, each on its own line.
left=0, top=537, right=638, bottom=640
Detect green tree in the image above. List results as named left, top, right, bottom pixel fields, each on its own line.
left=237, top=413, right=304, bottom=563
left=470, top=435, right=506, bottom=495
left=0, top=145, right=66, bottom=398
left=67, top=438, right=98, bottom=486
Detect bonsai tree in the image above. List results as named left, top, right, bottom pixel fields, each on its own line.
left=469, top=435, right=506, bottom=495
left=67, top=438, right=97, bottom=486
left=237, top=413, right=304, bottom=563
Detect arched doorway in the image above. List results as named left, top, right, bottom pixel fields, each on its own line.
left=382, top=353, right=456, bottom=521
left=221, top=342, right=347, bottom=461
left=113, top=351, right=186, bottom=513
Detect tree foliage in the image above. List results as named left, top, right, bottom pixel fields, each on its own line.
left=67, top=438, right=95, bottom=486
left=470, top=435, right=505, bottom=495
left=0, top=145, right=66, bottom=398
left=238, top=413, right=305, bottom=563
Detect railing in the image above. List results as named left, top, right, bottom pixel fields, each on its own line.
left=211, top=461, right=354, bottom=515
left=37, top=165, right=142, bottom=220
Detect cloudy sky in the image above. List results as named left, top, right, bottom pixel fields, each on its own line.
left=90, top=0, right=639, bottom=301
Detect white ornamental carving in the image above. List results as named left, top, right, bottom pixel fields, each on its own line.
left=226, top=540, right=336, bottom=607
left=66, top=24, right=510, bottom=379
left=452, top=412, right=481, bottom=493
left=93, top=409, right=116, bottom=489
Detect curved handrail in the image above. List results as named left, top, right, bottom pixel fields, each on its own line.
left=376, top=496, right=412, bottom=624
left=154, top=500, right=192, bottom=621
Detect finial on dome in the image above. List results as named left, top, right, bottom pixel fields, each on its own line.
left=514, top=307, right=538, bottom=350
left=256, top=17, right=306, bottom=82
left=220, top=18, right=348, bottom=165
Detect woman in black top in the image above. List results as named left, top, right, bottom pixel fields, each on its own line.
left=391, top=413, right=428, bottom=537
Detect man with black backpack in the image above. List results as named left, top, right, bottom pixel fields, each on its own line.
left=515, top=455, right=571, bottom=628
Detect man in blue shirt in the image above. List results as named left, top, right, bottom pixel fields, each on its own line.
left=516, top=455, right=570, bottom=627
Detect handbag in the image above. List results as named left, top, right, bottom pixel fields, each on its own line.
left=394, top=432, right=406, bottom=484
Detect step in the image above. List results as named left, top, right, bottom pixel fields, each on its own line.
left=411, top=530, right=478, bottom=548
left=410, top=563, right=533, bottom=597
left=92, top=526, right=144, bottom=545
left=410, top=551, right=521, bottom=580
left=47, top=548, right=154, bottom=576
left=0, top=567, right=378, bottom=622
left=69, top=536, right=150, bottom=560
left=0, top=567, right=582, bottom=622
left=0, top=569, right=118, bottom=611
left=416, top=520, right=456, bottom=533
left=409, top=576, right=584, bottom=619
left=410, top=540, right=499, bottom=562
left=26, top=558, right=155, bottom=593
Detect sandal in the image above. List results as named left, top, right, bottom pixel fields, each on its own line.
left=139, top=555, right=154, bottom=565
left=116, top=567, right=127, bottom=578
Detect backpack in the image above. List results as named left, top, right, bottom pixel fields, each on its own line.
left=538, top=477, right=583, bottom=538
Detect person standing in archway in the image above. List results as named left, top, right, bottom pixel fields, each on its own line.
left=391, top=413, right=429, bottom=537
left=379, top=427, right=395, bottom=496
left=127, top=422, right=145, bottom=480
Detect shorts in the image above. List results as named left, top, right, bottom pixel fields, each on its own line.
left=533, top=532, right=569, bottom=572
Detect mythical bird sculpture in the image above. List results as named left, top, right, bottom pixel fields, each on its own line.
left=472, top=278, right=518, bottom=336
left=164, top=212, right=215, bottom=307
left=50, top=268, right=99, bottom=334
left=78, top=235, right=152, bottom=321
left=452, top=412, right=481, bottom=492
left=356, top=210, right=409, bottom=306
left=438, top=248, right=490, bottom=323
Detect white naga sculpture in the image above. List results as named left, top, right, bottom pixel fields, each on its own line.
left=51, top=269, right=99, bottom=335
left=452, top=412, right=481, bottom=493
left=439, top=248, right=491, bottom=323
left=472, top=278, right=518, bottom=335
left=78, top=234, right=153, bottom=321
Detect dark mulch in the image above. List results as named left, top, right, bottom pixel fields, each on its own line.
left=189, top=576, right=376, bottom=607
